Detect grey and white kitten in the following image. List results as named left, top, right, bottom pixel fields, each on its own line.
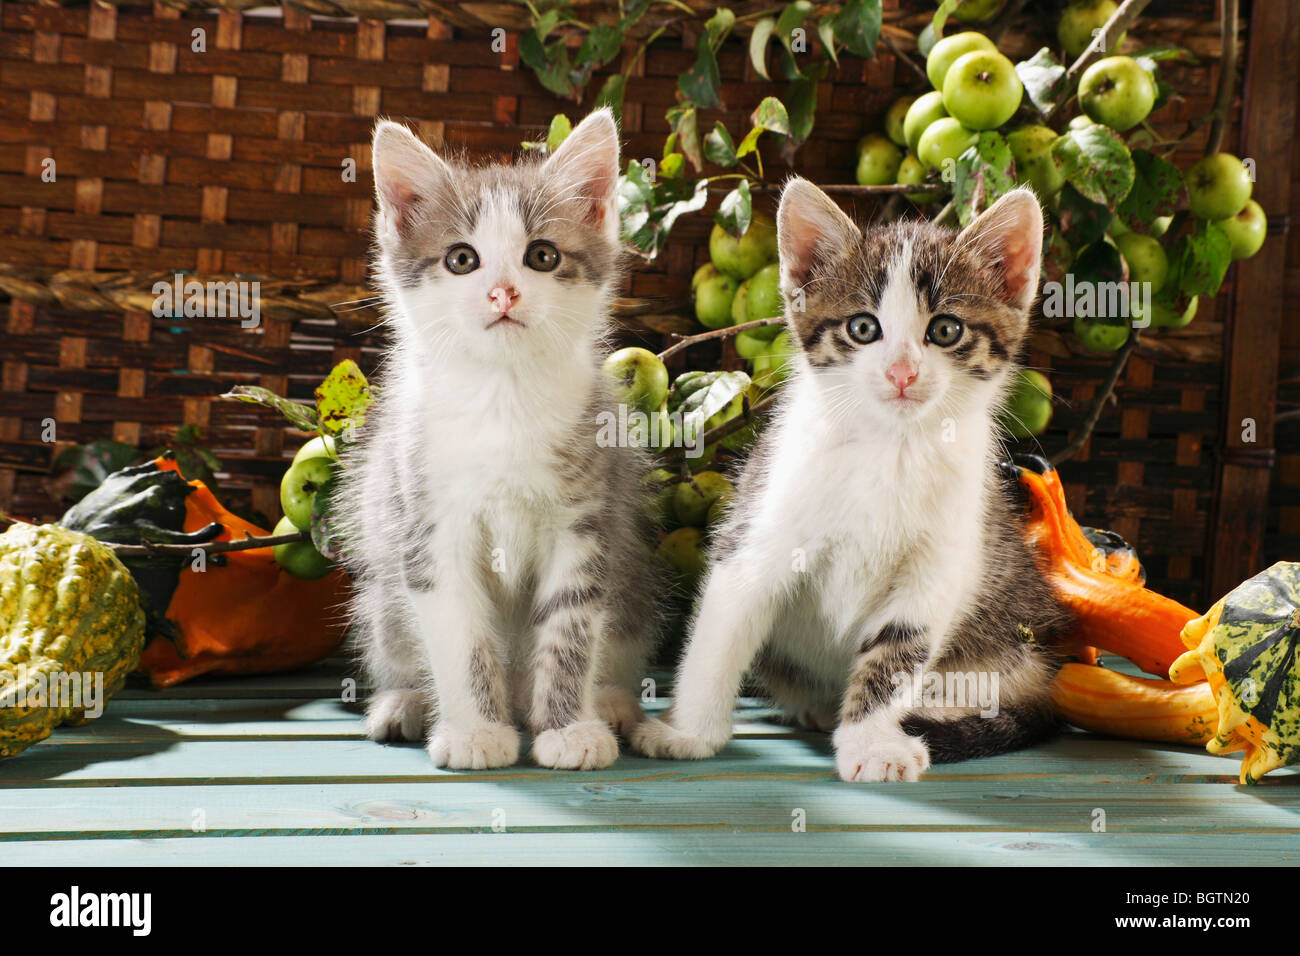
left=632, top=180, right=1070, bottom=782
left=337, top=109, right=660, bottom=771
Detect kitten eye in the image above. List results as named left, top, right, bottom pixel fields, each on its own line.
left=845, top=313, right=882, bottom=344
left=525, top=241, right=560, bottom=272
left=926, top=314, right=964, bottom=347
left=445, top=244, right=479, bottom=275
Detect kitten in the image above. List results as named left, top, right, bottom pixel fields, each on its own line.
left=631, top=180, right=1070, bottom=782
left=337, top=109, right=660, bottom=771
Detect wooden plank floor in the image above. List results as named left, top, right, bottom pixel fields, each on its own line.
left=3, top=658, right=1298, bottom=866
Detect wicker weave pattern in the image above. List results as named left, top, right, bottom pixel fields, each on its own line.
left=0, top=0, right=1241, bottom=607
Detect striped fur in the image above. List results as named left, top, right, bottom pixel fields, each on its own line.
left=632, top=181, right=1071, bottom=781
left=336, top=110, right=662, bottom=772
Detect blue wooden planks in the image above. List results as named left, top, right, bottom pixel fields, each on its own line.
left=1, top=658, right=1297, bottom=866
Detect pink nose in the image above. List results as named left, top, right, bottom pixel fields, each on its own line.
left=886, top=361, right=918, bottom=394
left=489, top=285, right=519, bottom=314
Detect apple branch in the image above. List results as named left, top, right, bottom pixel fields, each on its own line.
left=1043, top=0, right=1155, bottom=124
left=1206, top=0, right=1239, bottom=154
left=1050, top=329, right=1141, bottom=467
left=657, top=316, right=785, bottom=361
left=107, top=528, right=310, bottom=560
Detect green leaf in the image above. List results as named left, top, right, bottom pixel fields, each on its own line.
left=594, top=74, right=626, bottom=124
left=1052, top=124, right=1135, bottom=208
left=831, top=0, right=882, bottom=59
left=777, top=1, right=814, bottom=55
left=704, top=122, right=739, bottom=167
left=1131, top=44, right=1199, bottom=64
left=51, top=440, right=146, bottom=503
left=546, top=114, right=572, bottom=152
left=704, top=8, right=736, bottom=49
left=519, top=34, right=576, bottom=99
left=577, top=23, right=624, bottom=67
left=222, top=386, right=319, bottom=433
left=952, top=131, right=1016, bottom=227
left=818, top=16, right=838, bottom=66
left=678, top=41, right=722, bottom=109
left=714, top=179, right=753, bottom=237
left=315, top=359, right=373, bottom=436
left=668, top=370, right=753, bottom=442
left=668, top=106, right=704, bottom=172
left=918, top=0, right=960, bottom=58
left=1116, top=149, right=1184, bottom=233
left=1171, top=221, right=1232, bottom=297
left=1015, top=48, right=1068, bottom=115
left=786, top=68, right=822, bottom=147
left=617, top=161, right=709, bottom=259
left=749, top=16, right=776, bottom=80
left=750, top=96, right=792, bottom=138
left=1056, top=184, right=1113, bottom=249
left=1070, top=240, right=1128, bottom=325
left=660, top=152, right=685, bottom=178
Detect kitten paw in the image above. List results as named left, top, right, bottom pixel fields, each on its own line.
left=531, top=719, right=619, bottom=771
left=427, top=722, right=520, bottom=770
left=628, top=716, right=725, bottom=760
left=833, top=721, right=930, bottom=783
left=365, top=689, right=427, bottom=742
left=595, top=685, right=645, bottom=737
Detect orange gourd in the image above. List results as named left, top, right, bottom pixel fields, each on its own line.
left=138, top=457, right=350, bottom=687
left=1017, top=463, right=1196, bottom=678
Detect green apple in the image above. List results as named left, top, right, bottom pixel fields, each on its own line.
left=673, top=471, right=735, bottom=527
left=903, top=91, right=949, bottom=153
left=734, top=327, right=771, bottom=358
left=271, top=514, right=333, bottom=580
left=950, top=0, right=1003, bottom=22
left=1186, top=153, right=1253, bottom=221
left=1109, top=217, right=1130, bottom=236
left=691, top=261, right=719, bottom=292
left=884, top=95, right=918, bottom=146
left=603, top=347, right=670, bottom=416
left=1007, top=124, right=1066, bottom=198
left=1058, top=0, right=1123, bottom=60
left=731, top=277, right=752, bottom=326
left=1149, top=294, right=1198, bottom=329
left=642, top=468, right=678, bottom=528
left=896, top=153, right=933, bottom=202
left=1115, top=232, right=1168, bottom=290
left=1216, top=199, right=1267, bottom=260
left=1078, top=56, right=1155, bottom=131
left=694, top=271, right=738, bottom=329
left=292, top=434, right=336, bottom=466
left=926, top=31, right=996, bottom=91
left=280, top=454, right=335, bottom=532
left=744, top=263, right=785, bottom=341
left=918, top=117, right=979, bottom=170
left=657, top=526, right=707, bottom=588
left=1150, top=215, right=1172, bottom=238
left=941, top=50, right=1023, bottom=131
left=1073, top=314, right=1130, bottom=352
left=751, top=330, right=795, bottom=386
left=1001, top=369, right=1053, bottom=438
left=709, top=213, right=777, bottom=279
left=855, top=132, right=903, bottom=186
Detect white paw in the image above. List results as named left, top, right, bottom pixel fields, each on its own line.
left=426, top=722, right=520, bottom=770
left=628, top=715, right=725, bottom=760
left=531, top=719, right=619, bottom=771
left=833, top=720, right=930, bottom=783
left=595, top=685, right=645, bottom=737
left=365, top=689, right=427, bottom=742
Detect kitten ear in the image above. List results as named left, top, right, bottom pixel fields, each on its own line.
left=371, top=120, right=451, bottom=238
left=958, top=187, right=1044, bottom=311
left=777, top=177, right=862, bottom=290
left=542, top=108, right=621, bottom=236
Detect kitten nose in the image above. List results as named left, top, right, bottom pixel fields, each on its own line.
left=886, top=361, right=918, bottom=394
left=488, top=284, right=520, bottom=314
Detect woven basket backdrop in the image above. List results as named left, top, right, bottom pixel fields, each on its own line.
left=0, top=0, right=1253, bottom=608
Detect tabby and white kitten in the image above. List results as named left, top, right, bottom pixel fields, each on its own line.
left=632, top=180, right=1070, bottom=782
left=337, top=110, right=659, bottom=771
